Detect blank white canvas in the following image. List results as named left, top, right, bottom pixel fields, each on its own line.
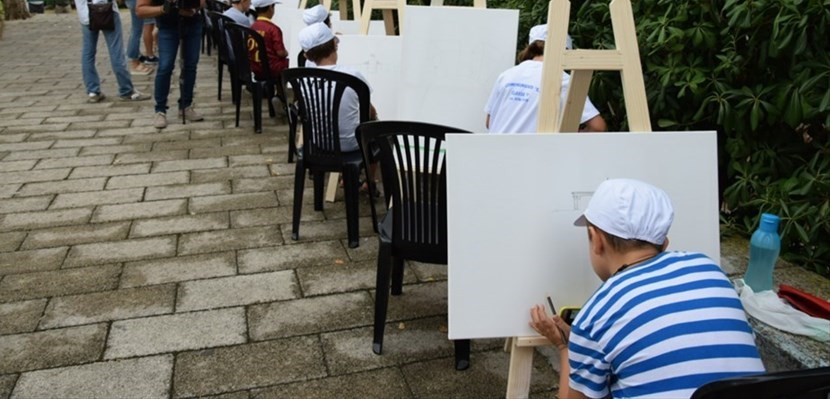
left=272, top=8, right=305, bottom=68
left=335, top=35, right=403, bottom=121
left=445, top=132, right=720, bottom=340
left=330, top=15, right=387, bottom=35
left=400, top=6, right=518, bottom=132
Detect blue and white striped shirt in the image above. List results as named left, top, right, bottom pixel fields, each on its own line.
left=568, top=251, right=765, bottom=399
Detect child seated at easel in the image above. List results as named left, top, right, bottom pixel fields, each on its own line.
left=530, top=178, right=765, bottom=399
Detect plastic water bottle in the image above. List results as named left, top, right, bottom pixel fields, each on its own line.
left=744, top=213, right=781, bottom=292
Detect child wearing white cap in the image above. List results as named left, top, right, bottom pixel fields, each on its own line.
left=248, top=0, right=288, bottom=79
left=484, top=24, right=607, bottom=134
left=529, top=178, right=765, bottom=399
left=299, top=5, right=331, bottom=67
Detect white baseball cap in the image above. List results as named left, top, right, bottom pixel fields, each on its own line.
left=574, top=178, right=674, bottom=245
left=250, top=0, right=279, bottom=9
left=303, top=5, right=329, bottom=25
left=528, top=24, right=573, bottom=49
left=298, top=22, right=335, bottom=51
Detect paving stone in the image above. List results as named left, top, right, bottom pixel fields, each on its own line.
left=3, top=124, right=71, bottom=134
left=106, top=171, right=190, bottom=189
left=80, top=143, right=152, bottom=156
left=20, top=110, right=78, bottom=119
left=0, top=196, right=52, bottom=214
left=0, top=168, right=70, bottom=184
left=68, top=163, right=150, bottom=179
left=2, top=148, right=79, bottom=161
left=10, top=355, right=173, bottom=399
left=409, top=261, right=449, bottom=282
left=222, top=136, right=283, bottom=147
left=268, top=163, right=295, bottom=176
left=51, top=188, right=144, bottom=209
left=40, top=284, right=176, bottom=329
left=16, top=177, right=106, bottom=197
left=179, top=226, right=282, bottom=255
left=200, top=391, right=250, bottom=399
left=0, top=374, right=16, bottom=399
left=114, top=150, right=189, bottom=164
left=320, top=317, right=454, bottom=375
left=90, top=199, right=187, bottom=223
left=121, top=252, right=237, bottom=288
left=0, top=141, right=52, bottom=152
left=0, top=184, right=21, bottom=198
left=173, top=336, right=326, bottom=398
left=28, top=130, right=97, bottom=141
left=0, top=118, right=46, bottom=128
left=383, top=281, right=450, bottom=322
left=97, top=126, right=175, bottom=137
left=145, top=182, right=231, bottom=201
left=177, top=270, right=298, bottom=312
left=0, top=159, right=37, bottom=172
left=248, top=291, right=373, bottom=340
left=189, top=192, right=279, bottom=213
left=0, top=231, right=26, bottom=252
left=231, top=176, right=292, bottom=193
left=44, top=115, right=102, bottom=124
left=1, top=245, right=70, bottom=277
left=153, top=138, right=221, bottom=151
left=105, top=308, right=247, bottom=359
left=230, top=206, right=324, bottom=229
left=191, top=166, right=271, bottom=183
left=190, top=145, right=261, bottom=159
left=122, top=131, right=191, bottom=144
left=401, top=350, right=556, bottom=399
left=279, top=217, right=375, bottom=244
left=275, top=186, right=315, bottom=205
left=0, top=324, right=107, bottom=374
left=65, top=237, right=177, bottom=267
left=131, top=212, right=229, bottom=237
left=226, top=154, right=280, bottom=167
left=0, top=264, right=121, bottom=302
left=297, top=260, right=417, bottom=297
left=0, top=299, right=47, bottom=335
left=252, top=368, right=411, bottom=399
left=153, top=158, right=227, bottom=173
left=34, top=154, right=113, bottom=169
left=0, top=133, right=29, bottom=143
left=237, top=241, right=346, bottom=274
left=52, top=137, right=123, bottom=148
left=21, top=223, right=129, bottom=252
left=0, top=208, right=92, bottom=232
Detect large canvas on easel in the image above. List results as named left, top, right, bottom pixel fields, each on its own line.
left=335, top=35, right=403, bottom=121
left=445, top=132, right=720, bottom=340
left=399, top=6, right=518, bottom=132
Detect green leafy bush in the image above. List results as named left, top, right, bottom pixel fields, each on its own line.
left=503, top=0, right=830, bottom=276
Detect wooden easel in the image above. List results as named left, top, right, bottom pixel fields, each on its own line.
left=505, top=0, right=651, bottom=398
left=359, top=0, right=404, bottom=35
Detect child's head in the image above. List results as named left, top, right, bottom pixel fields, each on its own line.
left=251, top=0, right=278, bottom=17
left=574, top=179, right=674, bottom=276
left=299, top=22, right=337, bottom=63
left=303, top=4, right=331, bottom=28
left=518, top=24, right=573, bottom=63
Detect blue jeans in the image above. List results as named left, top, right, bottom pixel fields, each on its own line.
left=154, top=18, right=202, bottom=113
left=124, top=0, right=142, bottom=60
left=80, top=17, right=133, bottom=97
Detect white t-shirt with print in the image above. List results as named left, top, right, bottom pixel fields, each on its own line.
left=484, top=60, right=600, bottom=134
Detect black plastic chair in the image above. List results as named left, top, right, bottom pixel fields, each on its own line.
left=207, top=11, right=238, bottom=104
left=281, top=67, right=377, bottom=248
left=357, top=120, right=473, bottom=371
left=691, top=366, right=830, bottom=399
left=225, top=22, right=284, bottom=134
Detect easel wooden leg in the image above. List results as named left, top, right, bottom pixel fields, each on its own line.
left=506, top=338, right=534, bottom=399
left=325, top=172, right=339, bottom=202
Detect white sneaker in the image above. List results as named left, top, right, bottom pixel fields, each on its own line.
left=153, top=112, right=167, bottom=129
left=87, top=92, right=105, bottom=103
left=120, top=90, right=150, bottom=101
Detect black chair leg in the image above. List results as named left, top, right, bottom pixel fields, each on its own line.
left=217, top=61, right=223, bottom=101
left=312, top=171, right=325, bottom=211
left=343, top=167, right=360, bottom=248
left=373, top=240, right=392, bottom=355
left=291, top=161, right=306, bottom=241
left=391, top=256, right=404, bottom=295
left=234, top=86, right=242, bottom=128
left=365, top=166, right=379, bottom=233
left=454, top=339, right=471, bottom=370
left=253, top=86, right=263, bottom=134
left=287, top=116, right=297, bottom=163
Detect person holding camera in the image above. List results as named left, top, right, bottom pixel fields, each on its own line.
left=137, top=0, right=205, bottom=129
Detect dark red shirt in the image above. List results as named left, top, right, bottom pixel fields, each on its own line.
left=249, top=17, right=288, bottom=78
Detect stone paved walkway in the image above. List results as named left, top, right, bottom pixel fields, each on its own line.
left=0, top=11, right=557, bottom=399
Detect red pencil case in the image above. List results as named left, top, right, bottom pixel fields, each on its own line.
left=778, top=284, right=830, bottom=320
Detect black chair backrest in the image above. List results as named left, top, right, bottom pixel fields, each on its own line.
left=207, top=11, right=230, bottom=63
left=297, top=50, right=307, bottom=67
left=226, top=23, right=276, bottom=86
left=281, top=67, right=371, bottom=169
left=691, top=366, right=830, bottom=399
left=357, top=121, right=472, bottom=263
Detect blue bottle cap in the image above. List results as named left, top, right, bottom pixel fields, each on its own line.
left=759, top=213, right=780, bottom=233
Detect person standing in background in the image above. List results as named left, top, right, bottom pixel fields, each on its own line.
left=125, top=0, right=155, bottom=75
left=137, top=0, right=205, bottom=129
